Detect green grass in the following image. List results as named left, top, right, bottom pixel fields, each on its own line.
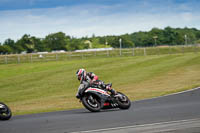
left=1, top=52, right=200, bottom=115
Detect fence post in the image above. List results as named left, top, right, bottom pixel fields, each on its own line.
left=157, top=48, right=160, bottom=55
left=194, top=45, right=197, bottom=54
left=169, top=47, right=172, bottom=54
left=4, top=56, right=8, bottom=64
left=81, top=53, right=84, bottom=60
left=132, top=48, right=135, bottom=56
left=68, top=53, right=71, bottom=60
left=30, top=54, right=33, bottom=63
left=182, top=46, right=184, bottom=54
left=17, top=55, right=20, bottom=63
left=56, top=54, right=58, bottom=60
left=144, top=48, right=146, bottom=56
left=119, top=48, right=122, bottom=56
left=107, top=50, right=109, bottom=57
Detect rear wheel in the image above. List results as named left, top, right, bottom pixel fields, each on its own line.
left=82, top=94, right=101, bottom=112
left=116, top=92, right=131, bottom=109
left=0, top=102, right=12, bottom=120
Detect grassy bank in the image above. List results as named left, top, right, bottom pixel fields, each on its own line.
left=0, top=52, right=200, bottom=115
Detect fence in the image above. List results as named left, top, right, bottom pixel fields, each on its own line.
left=0, top=45, right=200, bottom=64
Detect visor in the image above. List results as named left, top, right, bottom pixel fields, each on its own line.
left=78, top=75, right=82, bottom=81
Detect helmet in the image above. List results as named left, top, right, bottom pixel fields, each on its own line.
left=76, top=69, right=86, bottom=82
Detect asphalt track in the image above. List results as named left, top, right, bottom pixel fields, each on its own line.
left=0, top=88, right=200, bottom=133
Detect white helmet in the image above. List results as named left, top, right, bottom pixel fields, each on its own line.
left=76, top=69, right=86, bottom=82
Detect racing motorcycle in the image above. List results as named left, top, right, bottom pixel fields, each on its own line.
left=0, top=102, right=12, bottom=120
left=79, top=83, right=131, bottom=112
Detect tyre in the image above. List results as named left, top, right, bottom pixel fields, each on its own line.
left=0, top=102, right=12, bottom=120
left=82, top=94, right=101, bottom=112
left=116, top=92, right=131, bottom=110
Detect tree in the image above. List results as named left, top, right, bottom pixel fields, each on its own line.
left=90, top=37, right=109, bottom=48
left=32, top=37, right=46, bottom=52
left=0, top=45, right=12, bottom=54
left=0, top=45, right=5, bottom=54
left=196, top=39, right=200, bottom=44
left=16, top=34, right=35, bottom=53
left=66, top=38, right=88, bottom=51
left=3, top=38, right=16, bottom=53
left=3, top=38, right=15, bottom=47
left=44, top=32, right=68, bottom=51
left=131, top=32, right=152, bottom=47
left=163, top=27, right=176, bottom=45
left=1, top=27, right=200, bottom=53
left=120, top=34, right=135, bottom=48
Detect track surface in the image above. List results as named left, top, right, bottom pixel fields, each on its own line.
left=0, top=88, right=200, bottom=133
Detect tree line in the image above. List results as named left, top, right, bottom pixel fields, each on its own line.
left=0, top=26, right=200, bottom=54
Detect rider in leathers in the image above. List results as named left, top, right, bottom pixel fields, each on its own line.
left=76, top=69, right=116, bottom=99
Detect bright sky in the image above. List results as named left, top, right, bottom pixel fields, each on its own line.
left=0, top=0, right=200, bottom=43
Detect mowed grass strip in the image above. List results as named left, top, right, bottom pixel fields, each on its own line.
left=0, top=53, right=200, bottom=115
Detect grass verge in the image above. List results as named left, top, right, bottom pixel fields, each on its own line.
left=0, top=53, right=200, bottom=115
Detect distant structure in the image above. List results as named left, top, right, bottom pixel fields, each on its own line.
left=75, top=48, right=113, bottom=52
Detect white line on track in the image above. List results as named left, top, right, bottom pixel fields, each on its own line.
left=71, top=118, right=200, bottom=133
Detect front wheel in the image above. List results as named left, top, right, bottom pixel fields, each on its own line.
left=82, top=94, right=101, bottom=112
left=116, top=92, right=131, bottom=110
left=0, top=102, right=12, bottom=120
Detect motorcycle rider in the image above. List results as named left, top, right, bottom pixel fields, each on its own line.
left=75, top=68, right=117, bottom=99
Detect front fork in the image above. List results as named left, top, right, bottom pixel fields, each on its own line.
left=0, top=104, right=7, bottom=113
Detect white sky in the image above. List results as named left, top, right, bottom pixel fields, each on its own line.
left=0, top=0, right=200, bottom=43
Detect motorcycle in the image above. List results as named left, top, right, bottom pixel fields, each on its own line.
left=0, top=102, right=12, bottom=120
left=79, top=83, right=131, bottom=112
